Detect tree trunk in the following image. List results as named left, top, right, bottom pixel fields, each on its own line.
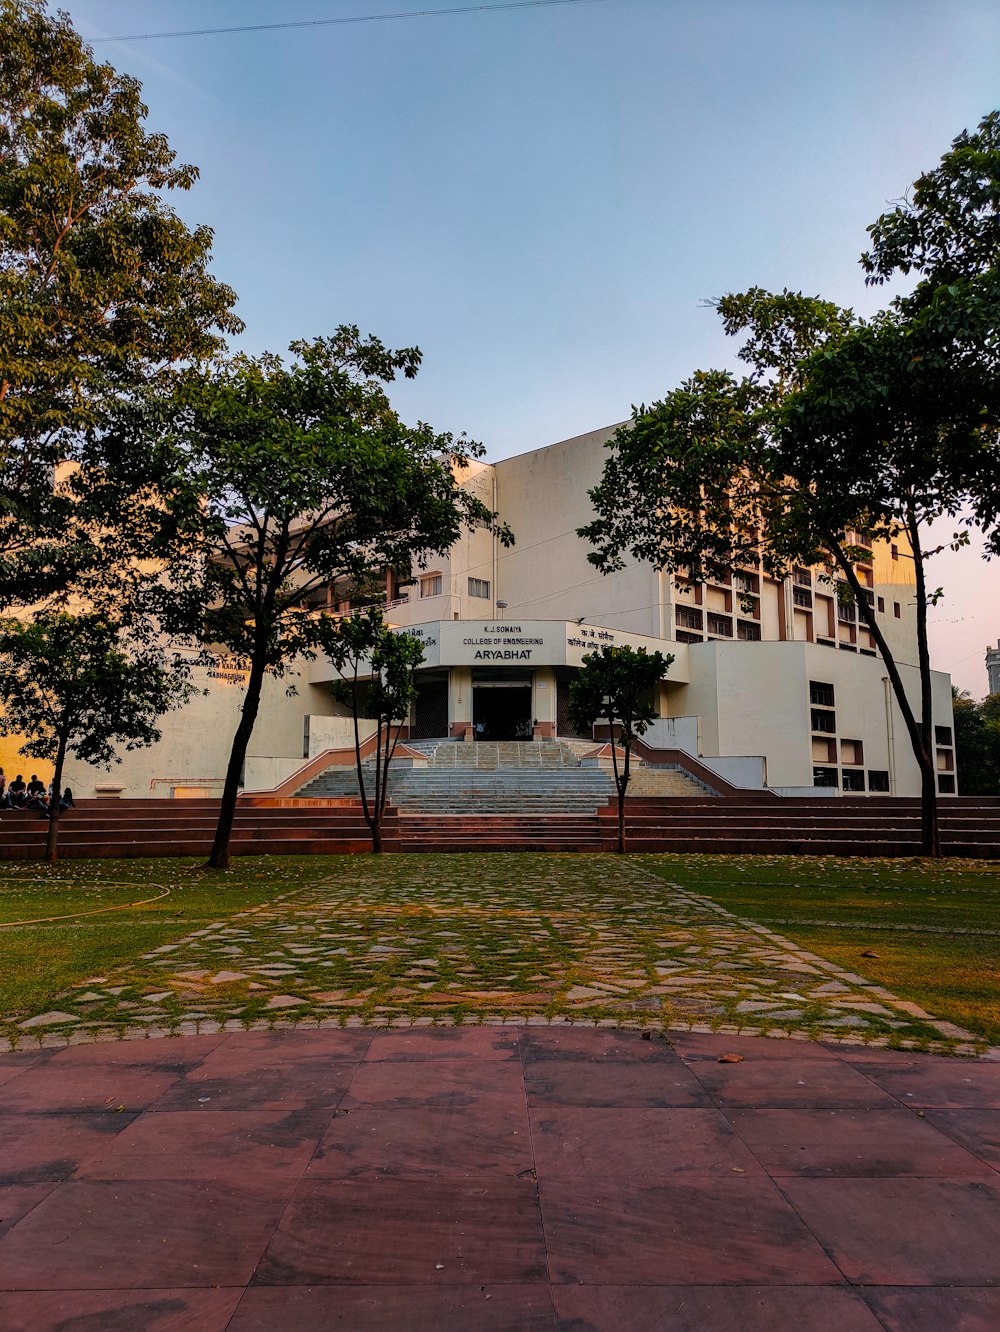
left=44, top=732, right=67, bottom=865
left=905, top=507, right=941, bottom=857
left=828, top=534, right=939, bottom=856
left=207, top=652, right=267, bottom=870
left=609, top=721, right=628, bottom=854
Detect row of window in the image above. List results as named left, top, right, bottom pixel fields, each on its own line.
left=813, top=767, right=891, bottom=792
left=418, top=576, right=491, bottom=600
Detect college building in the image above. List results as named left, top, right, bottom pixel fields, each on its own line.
left=51, top=425, right=956, bottom=801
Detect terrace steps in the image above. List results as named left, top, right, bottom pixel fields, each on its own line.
left=0, top=795, right=994, bottom=860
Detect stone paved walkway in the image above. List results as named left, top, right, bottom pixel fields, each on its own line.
left=12, top=856, right=983, bottom=1054
left=3, top=1025, right=1000, bottom=1330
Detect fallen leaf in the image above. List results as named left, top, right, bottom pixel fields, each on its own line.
left=860, top=950, right=880, bottom=958
left=717, top=1053, right=744, bottom=1064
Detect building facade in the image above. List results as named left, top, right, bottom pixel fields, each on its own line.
left=50, top=425, right=956, bottom=800
left=988, top=640, right=1000, bottom=696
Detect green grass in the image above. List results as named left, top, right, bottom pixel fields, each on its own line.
left=641, top=854, right=1000, bottom=1047
left=0, top=858, right=320, bottom=1022
left=1, top=852, right=998, bottom=1051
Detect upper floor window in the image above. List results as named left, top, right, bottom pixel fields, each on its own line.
left=468, top=577, right=490, bottom=599
left=420, top=574, right=443, bottom=598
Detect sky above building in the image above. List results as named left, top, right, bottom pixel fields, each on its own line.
left=69, top=0, right=999, bottom=694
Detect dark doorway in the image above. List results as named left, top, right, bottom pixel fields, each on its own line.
left=556, top=666, right=590, bottom=739
left=411, top=671, right=449, bottom=739
left=473, top=683, right=532, bottom=741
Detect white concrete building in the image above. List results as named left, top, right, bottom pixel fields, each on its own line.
left=48, top=425, right=956, bottom=800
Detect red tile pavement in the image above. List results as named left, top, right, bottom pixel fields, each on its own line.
left=0, top=1026, right=998, bottom=1330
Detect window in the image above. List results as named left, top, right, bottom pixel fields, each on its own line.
left=811, top=710, right=836, bottom=733
left=935, top=726, right=953, bottom=746
left=837, top=592, right=856, bottom=623
left=877, top=596, right=885, bottom=613
left=793, top=567, right=812, bottom=587
left=734, top=571, right=759, bottom=595
left=813, top=766, right=838, bottom=788
left=468, top=577, right=490, bottom=599
left=736, top=620, right=761, bottom=641
left=842, top=769, right=865, bottom=792
left=810, top=682, right=835, bottom=707
left=867, top=770, right=890, bottom=793
left=841, top=738, right=864, bottom=765
left=420, top=575, right=442, bottom=598
left=675, top=630, right=702, bottom=645
left=893, top=602, right=901, bottom=619
left=706, top=613, right=732, bottom=637
left=891, top=544, right=899, bottom=561
left=793, top=586, right=812, bottom=608
left=675, top=606, right=703, bottom=631
left=938, top=774, right=956, bottom=794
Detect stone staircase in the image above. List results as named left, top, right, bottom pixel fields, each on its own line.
left=297, top=740, right=616, bottom=814
left=613, top=766, right=711, bottom=798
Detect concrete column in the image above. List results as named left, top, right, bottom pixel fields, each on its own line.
left=532, top=666, right=556, bottom=738
left=448, top=667, right=473, bottom=739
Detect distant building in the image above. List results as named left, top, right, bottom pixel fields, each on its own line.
left=53, top=425, right=956, bottom=800
left=988, top=640, right=1000, bottom=696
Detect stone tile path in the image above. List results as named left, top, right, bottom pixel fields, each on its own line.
left=2, top=1025, right=1000, bottom=1330
left=10, top=856, right=984, bottom=1054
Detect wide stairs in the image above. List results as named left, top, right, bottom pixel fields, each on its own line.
left=0, top=740, right=995, bottom=857
left=296, top=740, right=708, bottom=813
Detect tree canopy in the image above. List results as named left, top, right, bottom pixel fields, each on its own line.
left=568, top=644, right=672, bottom=853
left=162, top=329, right=513, bottom=868
left=0, top=611, right=190, bottom=861
left=581, top=111, right=1000, bottom=854
left=327, top=608, right=425, bottom=853
left=0, top=0, right=240, bottom=608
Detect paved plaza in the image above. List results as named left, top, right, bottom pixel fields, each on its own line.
left=10, top=856, right=985, bottom=1053
left=2, top=1024, right=1000, bottom=1329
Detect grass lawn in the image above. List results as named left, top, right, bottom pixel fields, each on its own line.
left=642, top=854, right=1000, bottom=1048
left=0, top=858, right=323, bottom=1026
left=0, top=852, right=997, bottom=1052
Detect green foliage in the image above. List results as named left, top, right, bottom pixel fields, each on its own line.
left=569, top=645, right=672, bottom=853
left=167, top=329, right=512, bottom=867
left=327, top=608, right=425, bottom=729
left=953, top=691, right=1000, bottom=796
left=0, top=612, right=189, bottom=769
left=0, top=610, right=190, bottom=860
left=325, top=607, right=425, bottom=851
left=0, top=0, right=239, bottom=609
left=171, top=330, right=512, bottom=669
left=581, top=113, right=1000, bottom=855
left=567, top=645, right=672, bottom=748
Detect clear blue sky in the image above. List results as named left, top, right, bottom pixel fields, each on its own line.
left=68, top=0, right=1000, bottom=693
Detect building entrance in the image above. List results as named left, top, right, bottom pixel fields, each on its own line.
left=472, top=673, right=533, bottom=741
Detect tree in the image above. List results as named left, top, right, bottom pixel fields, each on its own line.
left=582, top=109, right=1000, bottom=856
left=568, top=645, right=673, bottom=854
left=0, top=612, right=190, bottom=862
left=953, top=690, right=1000, bottom=796
left=0, top=0, right=239, bottom=608
left=326, top=608, right=425, bottom=853
left=166, top=329, right=513, bottom=870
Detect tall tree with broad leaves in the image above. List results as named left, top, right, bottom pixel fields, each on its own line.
left=325, top=607, right=425, bottom=853
left=952, top=690, right=1000, bottom=796
left=165, top=329, right=513, bottom=870
left=0, top=0, right=240, bottom=608
left=582, top=112, right=1000, bottom=856
left=0, top=612, right=191, bottom=862
left=568, top=645, right=673, bottom=854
